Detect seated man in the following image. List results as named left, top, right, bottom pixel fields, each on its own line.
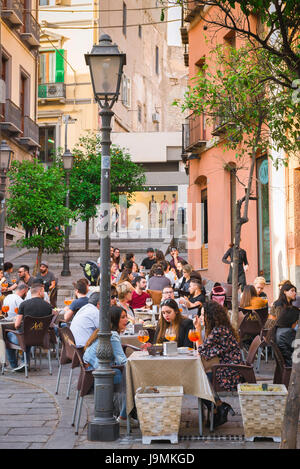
left=6, top=281, right=54, bottom=371
left=161, top=286, right=188, bottom=316
left=70, top=292, right=100, bottom=348
left=275, top=308, right=299, bottom=367
left=184, top=278, right=206, bottom=310
left=64, top=279, right=89, bottom=322
left=129, top=276, right=150, bottom=309
left=147, top=264, right=171, bottom=291
left=3, top=282, right=28, bottom=319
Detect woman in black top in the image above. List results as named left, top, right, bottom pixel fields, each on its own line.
left=222, top=243, right=249, bottom=290
left=274, top=307, right=299, bottom=367
left=154, top=299, right=194, bottom=347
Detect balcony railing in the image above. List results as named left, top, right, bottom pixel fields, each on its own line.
left=211, top=114, right=231, bottom=136
left=0, top=98, right=22, bottom=134
left=1, top=0, right=24, bottom=26
left=184, top=0, right=204, bottom=23
left=18, top=116, right=39, bottom=147
left=20, top=12, right=40, bottom=47
left=182, top=113, right=207, bottom=153
left=38, top=83, right=66, bottom=102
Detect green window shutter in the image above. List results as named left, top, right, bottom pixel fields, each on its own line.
left=38, top=84, right=47, bottom=98
left=55, top=50, right=65, bottom=83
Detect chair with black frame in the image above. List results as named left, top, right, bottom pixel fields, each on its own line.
left=202, top=335, right=262, bottom=431
left=71, top=342, right=141, bottom=435
left=269, top=339, right=292, bottom=388
left=55, top=327, right=84, bottom=399
left=238, top=308, right=265, bottom=360
left=3, top=315, right=54, bottom=378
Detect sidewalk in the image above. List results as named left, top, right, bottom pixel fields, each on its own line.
left=1, top=354, right=297, bottom=450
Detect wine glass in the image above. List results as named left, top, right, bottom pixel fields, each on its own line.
left=64, top=298, right=73, bottom=306
left=1, top=282, right=8, bottom=290
left=188, top=329, right=200, bottom=354
left=146, top=297, right=153, bottom=310
left=165, top=327, right=176, bottom=342
left=2, top=305, right=9, bottom=317
left=15, top=307, right=19, bottom=314
left=137, top=329, right=150, bottom=350
left=12, top=277, right=17, bottom=284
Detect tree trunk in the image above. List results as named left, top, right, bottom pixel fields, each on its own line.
left=33, top=246, right=43, bottom=276
left=280, top=322, right=300, bottom=448
left=85, top=219, right=89, bottom=251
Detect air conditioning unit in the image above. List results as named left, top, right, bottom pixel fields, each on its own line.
left=152, top=112, right=160, bottom=123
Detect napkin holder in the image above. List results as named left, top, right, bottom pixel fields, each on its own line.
left=163, top=341, right=177, bottom=356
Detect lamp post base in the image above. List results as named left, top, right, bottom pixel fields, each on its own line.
left=88, top=419, right=120, bottom=441
left=61, top=253, right=71, bottom=276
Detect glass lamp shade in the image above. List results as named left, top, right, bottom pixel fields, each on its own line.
left=0, top=140, right=13, bottom=171
left=85, top=34, right=126, bottom=102
left=62, top=149, right=73, bottom=171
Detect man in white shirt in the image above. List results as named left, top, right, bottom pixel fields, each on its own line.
left=70, top=292, right=100, bottom=348
left=3, top=282, right=28, bottom=319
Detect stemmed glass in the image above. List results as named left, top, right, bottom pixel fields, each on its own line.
left=146, top=297, right=153, bottom=310
left=188, top=329, right=200, bottom=354
left=1, top=305, right=9, bottom=317
left=137, top=329, right=150, bottom=351
left=64, top=298, right=73, bottom=306
left=165, top=327, right=176, bottom=342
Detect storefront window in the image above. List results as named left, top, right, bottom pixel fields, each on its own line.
left=257, top=156, right=270, bottom=282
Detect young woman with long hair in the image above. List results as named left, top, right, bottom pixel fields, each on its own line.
left=194, top=301, right=242, bottom=428
left=239, top=284, right=268, bottom=309
left=83, top=306, right=138, bottom=427
left=154, top=298, right=194, bottom=347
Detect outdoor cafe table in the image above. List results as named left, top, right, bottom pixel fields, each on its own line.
left=126, top=350, right=215, bottom=436
left=0, top=319, right=15, bottom=366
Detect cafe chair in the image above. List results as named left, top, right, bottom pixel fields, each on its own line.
left=3, top=315, right=54, bottom=378
left=211, top=335, right=262, bottom=393
left=55, top=327, right=83, bottom=398
left=270, top=340, right=292, bottom=388
left=238, top=309, right=265, bottom=359
left=146, top=289, right=162, bottom=306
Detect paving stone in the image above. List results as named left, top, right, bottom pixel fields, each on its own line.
left=0, top=427, right=10, bottom=435
left=0, top=443, right=29, bottom=449
left=8, top=427, right=54, bottom=435
left=1, top=420, right=47, bottom=427
left=1, top=435, right=49, bottom=443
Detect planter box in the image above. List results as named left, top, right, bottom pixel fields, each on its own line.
left=238, top=384, right=288, bottom=442
left=135, top=386, right=183, bottom=444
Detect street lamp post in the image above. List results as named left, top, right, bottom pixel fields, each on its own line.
left=0, top=140, right=13, bottom=271
left=61, top=148, right=73, bottom=277
left=85, top=34, right=126, bottom=441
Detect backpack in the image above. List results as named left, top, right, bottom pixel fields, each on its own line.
left=211, top=285, right=226, bottom=306
left=80, top=261, right=100, bottom=286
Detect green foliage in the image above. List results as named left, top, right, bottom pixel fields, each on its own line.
left=180, top=44, right=299, bottom=166
left=6, top=159, right=71, bottom=253
left=69, top=132, right=146, bottom=222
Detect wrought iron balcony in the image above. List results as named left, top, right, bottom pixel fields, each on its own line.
left=184, top=1, right=204, bottom=23
left=20, top=12, right=40, bottom=47
left=0, top=99, right=22, bottom=134
left=1, top=0, right=24, bottom=26
left=211, top=114, right=232, bottom=136
left=38, top=83, right=66, bottom=103
left=18, top=116, right=39, bottom=148
left=182, top=113, right=207, bottom=153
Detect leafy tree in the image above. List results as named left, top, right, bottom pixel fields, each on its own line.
left=70, top=132, right=146, bottom=249
left=162, top=0, right=300, bottom=86
left=6, top=159, right=72, bottom=273
left=179, top=43, right=299, bottom=325
left=179, top=41, right=300, bottom=448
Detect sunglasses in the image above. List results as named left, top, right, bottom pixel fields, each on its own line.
left=111, top=294, right=118, bottom=299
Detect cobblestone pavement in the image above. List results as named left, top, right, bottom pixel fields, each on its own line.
left=1, top=354, right=299, bottom=450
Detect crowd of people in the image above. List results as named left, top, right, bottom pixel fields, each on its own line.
left=2, top=245, right=299, bottom=430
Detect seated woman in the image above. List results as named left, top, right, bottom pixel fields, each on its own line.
left=194, top=301, right=242, bottom=428
left=154, top=298, right=194, bottom=347
left=83, top=305, right=138, bottom=427
left=178, top=264, right=193, bottom=294
left=116, top=281, right=135, bottom=323
left=239, top=285, right=268, bottom=310
left=273, top=308, right=299, bottom=367
left=265, top=282, right=299, bottom=333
